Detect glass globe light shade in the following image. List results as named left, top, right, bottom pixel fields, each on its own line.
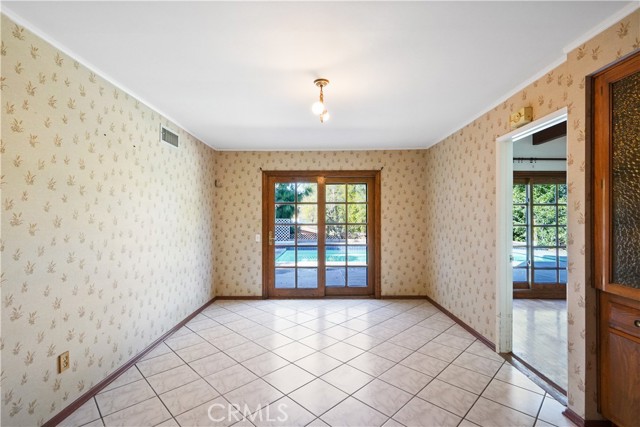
left=311, top=101, right=325, bottom=115
left=320, top=111, right=330, bottom=122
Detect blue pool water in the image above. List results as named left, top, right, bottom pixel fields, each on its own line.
left=276, top=246, right=366, bottom=264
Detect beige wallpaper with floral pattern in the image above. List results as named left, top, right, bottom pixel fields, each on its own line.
left=0, top=15, right=216, bottom=426
left=213, top=150, right=428, bottom=297
left=424, top=10, right=639, bottom=420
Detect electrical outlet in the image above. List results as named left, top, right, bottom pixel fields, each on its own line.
left=58, top=351, right=70, bottom=373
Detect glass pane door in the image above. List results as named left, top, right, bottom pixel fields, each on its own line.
left=274, top=181, right=319, bottom=291
left=265, top=172, right=378, bottom=297
left=325, top=183, right=369, bottom=288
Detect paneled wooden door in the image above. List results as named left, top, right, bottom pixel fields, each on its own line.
left=592, top=51, right=640, bottom=427
left=262, top=171, right=380, bottom=298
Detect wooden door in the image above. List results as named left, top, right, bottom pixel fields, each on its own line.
left=592, top=51, right=640, bottom=427
left=262, top=171, right=380, bottom=298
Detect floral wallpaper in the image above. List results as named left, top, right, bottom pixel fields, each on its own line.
left=213, top=150, right=428, bottom=297
left=0, top=14, right=216, bottom=426
left=424, top=10, right=639, bottom=420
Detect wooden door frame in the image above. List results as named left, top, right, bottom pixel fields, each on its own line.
left=261, top=170, right=381, bottom=299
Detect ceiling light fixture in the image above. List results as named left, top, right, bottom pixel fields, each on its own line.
left=312, top=78, right=330, bottom=123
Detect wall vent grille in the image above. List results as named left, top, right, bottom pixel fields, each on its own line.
left=160, top=125, right=179, bottom=148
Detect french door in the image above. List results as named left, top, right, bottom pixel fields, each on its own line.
left=262, top=171, right=380, bottom=298
left=512, top=172, right=567, bottom=298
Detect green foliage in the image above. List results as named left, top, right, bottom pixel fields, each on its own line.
left=512, top=182, right=567, bottom=248
left=275, top=183, right=315, bottom=220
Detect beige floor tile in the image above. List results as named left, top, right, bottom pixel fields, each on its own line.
left=175, top=341, right=220, bottom=363
left=146, top=364, right=200, bottom=395
left=136, top=352, right=184, bottom=377
left=213, top=332, right=250, bottom=351
left=186, top=317, right=219, bottom=332
left=101, top=366, right=144, bottom=394
left=342, top=318, right=375, bottom=332
left=342, top=333, right=385, bottom=350
left=239, top=325, right=276, bottom=341
left=225, top=318, right=261, bottom=333
left=353, top=379, right=413, bottom=417
left=417, top=379, right=478, bottom=417
left=102, top=397, right=171, bottom=427
left=465, top=341, right=505, bottom=362
left=279, top=325, right=317, bottom=340
left=537, top=396, right=577, bottom=427
left=465, top=397, right=535, bottom=427
left=452, top=352, right=503, bottom=377
left=96, top=379, right=156, bottom=416
left=436, top=364, right=492, bottom=395
left=156, top=418, right=180, bottom=426
left=249, top=397, right=315, bottom=427
left=444, top=324, right=476, bottom=341
left=400, top=352, right=449, bottom=377
left=140, top=342, right=174, bottom=362
left=347, top=352, right=395, bottom=377
left=417, top=319, right=455, bottom=333
left=58, top=398, right=101, bottom=427
left=431, top=333, right=475, bottom=351
left=160, top=378, right=219, bottom=416
left=262, top=364, right=315, bottom=394
left=321, top=397, right=388, bottom=427
left=321, top=364, right=374, bottom=394
left=164, top=332, right=206, bottom=351
left=175, top=396, right=240, bottom=427
left=298, top=333, right=339, bottom=351
left=321, top=342, right=365, bottom=362
left=494, top=364, right=545, bottom=395
left=225, top=341, right=269, bottom=362
left=294, top=352, right=342, bottom=377
left=378, top=364, right=433, bottom=394
left=321, top=325, right=359, bottom=340
left=242, top=352, right=290, bottom=377
left=205, top=364, right=259, bottom=395
left=224, top=379, right=284, bottom=414
left=482, top=379, right=544, bottom=417
left=416, top=341, right=464, bottom=363
left=81, top=419, right=106, bottom=427
left=190, top=352, right=238, bottom=377
left=368, top=342, right=413, bottom=363
left=382, top=418, right=405, bottom=427
left=262, top=318, right=298, bottom=332
left=198, top=325, right=236, bottom=342
left=253, top=333, right=294, bottom=350
left=301, top=318, right=338, bottom=332
left=392, top=396, right=461, bottom=427
left=362, top=325, right=400, bottom=341
left=272, top=342, right=316, bottom=362
left=288, top=379, right=348, bottom=416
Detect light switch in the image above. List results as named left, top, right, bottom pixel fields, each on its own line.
left=255, top=234, right=261, bottom=242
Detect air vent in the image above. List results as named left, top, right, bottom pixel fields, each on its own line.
left=160, top=125, right=179, bottom=148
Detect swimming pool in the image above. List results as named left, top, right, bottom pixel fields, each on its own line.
left=276, top=246, right=367, bottom=265
left=512, top=248, right=567, bottom=266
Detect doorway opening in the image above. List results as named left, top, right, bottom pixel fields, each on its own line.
left=261, top=171, right=381, bottom=298
left=496, top=108, right=569, bottom=392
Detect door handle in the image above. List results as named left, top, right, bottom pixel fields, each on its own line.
left=268, top=231, right=276, bottom=246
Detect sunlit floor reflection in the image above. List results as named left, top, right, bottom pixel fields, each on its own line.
left=512, top=299, right=567, bottom=391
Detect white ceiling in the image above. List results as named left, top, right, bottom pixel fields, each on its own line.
left=3, top=1, right=634, bottom=150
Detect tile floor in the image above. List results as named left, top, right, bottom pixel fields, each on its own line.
left=512, top=299, right=567, bottom=391
left=60, top=299, right=577, bottom=427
